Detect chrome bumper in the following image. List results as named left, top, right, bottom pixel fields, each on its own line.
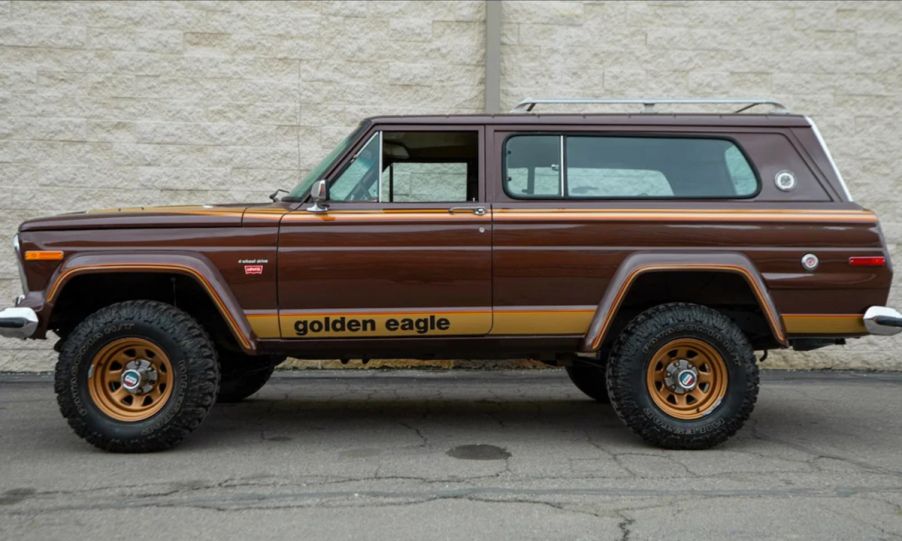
left=0, top=306, right=38, bottom=339
left=863, top=306, right=902, bottom=336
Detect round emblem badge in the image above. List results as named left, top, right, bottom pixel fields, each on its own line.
left=801, top=253, right=819, bottom=271
left=775, top=170, right=796, bottom=192
left=677, top=370, right=697, bottom=390
left=122, top=371, right=140, bottom=389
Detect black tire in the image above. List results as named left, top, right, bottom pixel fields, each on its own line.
left=565, top=365, right=610, bottom=403
left=217, top=365, right=275, bottom=403
left=606, top=302, right=759, bottom=450
left=54, top=300, right=220, bottom=453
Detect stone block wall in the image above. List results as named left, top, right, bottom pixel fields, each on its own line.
left=0, top=0, right=486, bottom=371
left=500, top=0, right=902, bottom=370
left=2, top=0, right=901, bottom=370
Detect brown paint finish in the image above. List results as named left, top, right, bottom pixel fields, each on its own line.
left=10, top=113, right=896, bottom=359
left=580, top=252, right=788, bottom=351
left=45, top=253, right=258, bottom=353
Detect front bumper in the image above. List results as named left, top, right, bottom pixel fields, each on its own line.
left=863, top=306, right=902, bottom=336
left=0, top=306, right=38, bottom=339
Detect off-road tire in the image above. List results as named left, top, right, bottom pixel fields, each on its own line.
left=606, top=302, right=759, bottom=450
left=565, top=365, right=610, bottom=403
left=54, top=300, right=220, bottom=453
left=217, top=365, right=275, bottom=403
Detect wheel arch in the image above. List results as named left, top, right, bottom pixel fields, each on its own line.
left=581, top=252, right=788, bottom=352
left=43, top=253, right=257, bottom=354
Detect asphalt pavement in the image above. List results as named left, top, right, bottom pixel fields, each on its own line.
left=1, top=369, right=901, bottom=541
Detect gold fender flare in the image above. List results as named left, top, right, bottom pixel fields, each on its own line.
left=43, top=252, right=257, bottom=354
left=581, top=252, right=788, bottom=352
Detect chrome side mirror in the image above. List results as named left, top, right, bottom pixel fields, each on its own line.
left=306, top=179, right=329, bottom=213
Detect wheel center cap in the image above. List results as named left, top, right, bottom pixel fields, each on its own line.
left=121, top=369, right=143, bottom=392
left=677, top=369, right=697, bottom=391
left=664, top=360, right=699, bottom=394
left=119, top=359, right=157, bottom=395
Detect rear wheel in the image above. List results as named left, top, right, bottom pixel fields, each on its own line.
left=565, top=364, right=610, bottom=403
left=606, top=302, right=759, bottom=450
left=54, top=300, right=219, bottom=453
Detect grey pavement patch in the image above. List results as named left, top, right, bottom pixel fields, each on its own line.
left=340, top=448, right=382, bottom=459
left=1, top=369, right=902, bottom=540
left=0, top=488, right=35, bottom=506
left=446, top=444, right=511, bottom=461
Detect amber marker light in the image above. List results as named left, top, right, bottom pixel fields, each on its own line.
left=849, top=256, right=886, bottom=266
left=24, top=251, right=64, bottom=261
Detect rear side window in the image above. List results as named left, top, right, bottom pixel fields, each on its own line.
left=504, top=135, right=758, bottom=199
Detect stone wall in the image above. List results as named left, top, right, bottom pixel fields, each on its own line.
left=499, top=0, right=902, bottom=370
left=2, top=1, right=901, bottom=371
left=0, top=0, right=486, bottom=371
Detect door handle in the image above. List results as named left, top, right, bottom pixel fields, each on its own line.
left=449, top=206, right=486, bottom=216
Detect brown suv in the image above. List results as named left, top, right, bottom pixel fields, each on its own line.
left=4, top=98, right=900, bottom=452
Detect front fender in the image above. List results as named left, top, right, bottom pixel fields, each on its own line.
left=39, top=252, right=257, bottom=354
left=581, top=252, right=788, bottom=351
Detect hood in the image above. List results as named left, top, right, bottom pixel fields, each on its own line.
left=19, top=204, right=262, bottom=232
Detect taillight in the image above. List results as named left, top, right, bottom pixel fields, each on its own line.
left=849, top=256, right=886, bottom=267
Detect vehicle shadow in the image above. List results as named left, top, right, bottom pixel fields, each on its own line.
left=185, top=391, right=824, bottom=453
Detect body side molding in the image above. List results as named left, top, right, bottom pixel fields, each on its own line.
left=581, top=252, right=788, bottom=352
left=44, top=253, right=256, bottom=353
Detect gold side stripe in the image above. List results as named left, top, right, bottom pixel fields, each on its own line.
left=495, top=208, right=871, bottom=215
left=249, top=307, right=598, bottom=339
left=782, top=314, right=866, bottom=334
left=494, top=212, right=876, bottom=223
left=490, top=309, right=595, bottom=335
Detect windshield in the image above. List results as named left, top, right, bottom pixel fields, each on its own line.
left=283, top=122, right=369, bottom=201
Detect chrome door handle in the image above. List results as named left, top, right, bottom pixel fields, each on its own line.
left=449, top=206, right=486, bottom=216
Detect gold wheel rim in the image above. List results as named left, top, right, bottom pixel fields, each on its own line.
left=87, top=338, right=173, bottom=422
left=646, top=338, right=728, bottom=420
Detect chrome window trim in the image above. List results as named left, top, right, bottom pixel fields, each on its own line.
left=377, top=131, right=383, bottom=203
left=806, top=116, right=853, bottom=202
left=559, top=135, right=565, bottom=197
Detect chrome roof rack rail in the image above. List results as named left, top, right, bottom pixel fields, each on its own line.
left=510, top=98, right=790, bottom=115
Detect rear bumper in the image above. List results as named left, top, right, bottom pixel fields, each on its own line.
left=864, top=306, right=902, bottom=336
left=0, top=306, right=38, bottom=339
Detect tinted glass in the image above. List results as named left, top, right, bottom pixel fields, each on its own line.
left=386, top=162, right=468, bottom=203
left=503, top=135, right=758, bottom=199
left=330, top=133, right=380, bottom=202
left=504, top=136, right=561, bottom=198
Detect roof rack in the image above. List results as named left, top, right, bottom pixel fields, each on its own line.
left=510, top=98, right=789, bottom=115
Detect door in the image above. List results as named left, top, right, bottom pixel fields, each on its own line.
left=276, top=126, right=492, bottom=340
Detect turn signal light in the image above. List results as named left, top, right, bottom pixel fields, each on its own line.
left=849, top=256, right=886, bottom=267
left=24, top=250, right=64, bottom=261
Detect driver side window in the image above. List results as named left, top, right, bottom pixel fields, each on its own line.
left=329, top=132, right=381, bottom=202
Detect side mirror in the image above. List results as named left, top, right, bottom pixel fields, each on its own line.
left=306, top=179, right=328, bottom=213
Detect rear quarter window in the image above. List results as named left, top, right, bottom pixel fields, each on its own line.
left=503, top=135, right=759, bottom=199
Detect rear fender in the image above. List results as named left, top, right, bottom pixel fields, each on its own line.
left=581, top=252, right=788, bottom=351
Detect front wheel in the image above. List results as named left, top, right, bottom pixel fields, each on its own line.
left=54, top=300, right=220, bottom=453
left=606, top=302, right=759, bottom=450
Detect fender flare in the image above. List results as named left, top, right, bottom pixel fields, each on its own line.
left=43, top=252, right=257, bottom=354
left=581, top=252, right=788, bottom=351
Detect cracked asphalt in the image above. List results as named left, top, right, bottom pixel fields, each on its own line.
left=1, top=370, right=902, bottom=541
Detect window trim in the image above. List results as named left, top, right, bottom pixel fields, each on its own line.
left=328, top=130, right=382, bottom=203
left=501, top=132, right=762, bottom=201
